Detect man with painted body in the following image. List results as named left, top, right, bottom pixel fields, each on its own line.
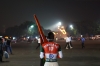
left=40, top=32, right=63, bottom=66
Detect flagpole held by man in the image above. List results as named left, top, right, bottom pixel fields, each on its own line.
left=34, top=14, right=63, bottom=66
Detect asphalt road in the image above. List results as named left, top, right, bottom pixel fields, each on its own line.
left=0, top=40, right=100, bottom=66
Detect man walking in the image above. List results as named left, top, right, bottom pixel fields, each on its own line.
left=69, top=35, right=73, bottom=49
left=81, top=36, right=85, bottom=48
left=65, top=35, right=72, bottom=49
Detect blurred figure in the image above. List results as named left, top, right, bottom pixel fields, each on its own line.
left=6, top=38, right=13, bottom=54
left=0, top=38, right=5, bottom=62
left=0, top=38, right=4, bottom=62
left=65, top=35, right=72, bottom=49
left=69, top=35, right=73, bottom=49
left=2, top=38, right=7, bottom=51
left=55, top=37, right=58, bottom=41
left=65, top=35, right=70, bottom=49
left=12, top=39, right=17, bottom=44
left=36, top=37, right=41, bottom=49
left=81, top=36, right=85, bottom=48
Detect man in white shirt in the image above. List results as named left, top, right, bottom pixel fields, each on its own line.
left=69, top=35, right=73, bottom=49
left=65, top=35, right=72, bottom=49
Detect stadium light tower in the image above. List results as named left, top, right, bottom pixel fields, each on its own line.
left=58, top=22, right=61, bottom=26
left=69, top=25, right=73, bottom=30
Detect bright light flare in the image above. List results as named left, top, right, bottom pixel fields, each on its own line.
left=13, top=37, right=16, bottom=40
left=27, top=37, right=29, bottom=39
left=58, top=26, right=66, bottom=34
left=45, top=22, right=62, bottom=31
left=30, top=25, right=34, bottom=28
left=58, top=22, right=61, bottom=26
left=35, top=36, right=38, bottom=39
left=69, top=25, right=73, bottom=30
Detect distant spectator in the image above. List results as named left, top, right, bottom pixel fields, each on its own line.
left=65, top=35, right=72, bottom=49
left=0, top=38, right=5, bottom=62
left=81, top=36, right=85, bottom=48
left=3, top=38, right=7, bottom=51
left=0, top=38, right=3, bottom=62
left=69, top=35, right=73, bottom=49
left=36, top=37, right=41, bottom=49
left=6, top=38, right=13, bottom=54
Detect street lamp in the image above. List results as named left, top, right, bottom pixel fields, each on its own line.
left=27, top=25, right=34, bottom=32
left=30, top=25, right=34, bottom=28
left=69, top=25, right=73, bottom=30
left=29, top=25, right=34, bottom=31
left=58, top=22, right=61, bottom=26
left=28, top=25, right=34, bottom=36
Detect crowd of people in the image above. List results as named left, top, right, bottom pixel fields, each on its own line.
left=0, top=37, right=13, bottom=62
left=0, top=33, right=85, bottom=66
left=35, top=32, right=86, bottom=66
left=65, top=35, right=85, bottom=49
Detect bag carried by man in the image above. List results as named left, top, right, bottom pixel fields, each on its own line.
left=4, top=51, right=9, bottom=59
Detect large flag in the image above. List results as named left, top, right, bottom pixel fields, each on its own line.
left=34, top=14, right=48, bottom=43
left=34, top=14, right=48, bottom=66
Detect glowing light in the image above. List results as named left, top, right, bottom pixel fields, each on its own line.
left=13, top=37, right=16, bottom=40
left=30, top=25, right=34, bottom=28
left=69, top=25, right=73, bottom=30
left=53, top=32, right=55, bottom=33
left=58, top=22, right=61, bottom=26
left=35, top=36, right=38, bottom=39
left=57, top=26, right=66, bottom=34
left=27, top=37, right=29, bottom=39
left=0, top=36, right=2, bottom=38
left=5, top=36, right=8, bottom=39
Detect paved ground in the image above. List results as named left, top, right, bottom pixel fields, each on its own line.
left=0, top=40, right=100, bottom=66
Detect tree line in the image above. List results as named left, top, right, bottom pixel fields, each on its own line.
left=3, top=21, right=51, bottom=38
left=66, top=20, right=100, bottom=37
left=1, top=20, right=100, bottom=37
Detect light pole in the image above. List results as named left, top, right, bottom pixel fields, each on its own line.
left=28, top=25, right=34, bottom=37
left=29, top=25, right=34, bottom=31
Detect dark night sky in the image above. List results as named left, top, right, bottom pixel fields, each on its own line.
left=0, top=0, right=100, bottom=30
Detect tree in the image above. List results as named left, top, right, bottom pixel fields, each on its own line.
left=5, top=21, right=37, bottom=37
left=65, top=24, right=78, bottom=36
left=5, top=21, right=47, bottom=37
left=72, top=20, right=100, bottom=36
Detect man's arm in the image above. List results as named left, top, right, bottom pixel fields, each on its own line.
left=40, top=45, right=44, bottom=59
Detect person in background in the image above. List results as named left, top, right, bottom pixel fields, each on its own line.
left=0, top=38, right=4, bottom=62
left=0, top=38, right=5, bottom=62
left=36, top=37, right=41, bottom=49
left=6, top=38, right=13, bottom=54
left=40, top=32, right=63, bottom=66
left=65, top=35, right=70, bottom=49
left=2, top=38, right=7, bottom=51
left=81, top=36, right=85, bottom=49
left=69, top=35, right=73, bottom=49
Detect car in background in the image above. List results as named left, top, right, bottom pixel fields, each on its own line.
left=11, top=39, right=17, bottom=43
left=95, top=35, right=100, bottom=39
